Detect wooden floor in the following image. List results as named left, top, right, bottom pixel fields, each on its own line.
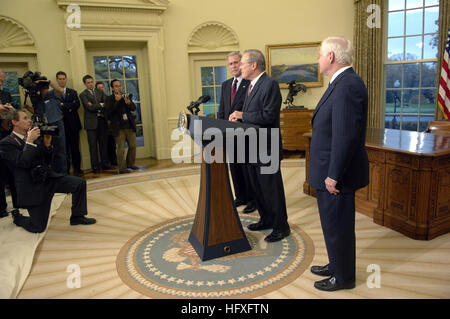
left=16, top=156, right=450, bottom=299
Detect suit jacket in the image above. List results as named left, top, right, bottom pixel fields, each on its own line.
left=104, top=95, right=137, bottom=137
left=61, top=88, right=82, bottom=131
left=241, top=72, right=283, bottom=165
left=79, top=88, right=108, bottom=130
left=217, top=78, right=250, bottom=120
left=308, top=67, right=369, bottom=192
left=0, top=89, right=12, bottom=105
left=0, top=133, right=64, bottom=208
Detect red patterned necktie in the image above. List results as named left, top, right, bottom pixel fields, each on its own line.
left=230, top=78, right=238, bottom=105
left=248, top=83, right=253, bottom=96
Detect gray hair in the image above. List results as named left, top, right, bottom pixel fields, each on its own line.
left=321, top=36, right=354, bottom=65
left=227, top=51, right=241, bottom=59
left=243, top=49, right=266, bottom=72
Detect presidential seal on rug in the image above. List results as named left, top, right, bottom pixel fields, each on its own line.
left=116, top=214, right=314, bottom=298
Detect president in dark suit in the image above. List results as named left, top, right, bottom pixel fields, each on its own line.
left=79, top=75, right=111, bottom=173
left=55, top=71, right=83, bottom=175
left=218, top=52, right=255, bottom=214
left=308, top=37, right=369, bottom=292
left=0, top=109, right=96, bottom=233
left=229, top=49, right=290, bottom=243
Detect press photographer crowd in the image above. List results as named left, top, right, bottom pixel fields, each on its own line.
left=0, top=69, right=138, bottom=232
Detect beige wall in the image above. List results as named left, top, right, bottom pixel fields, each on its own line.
left=0, top=0, right=355, bottom=163
left=163, top=0, right=355, bottom=118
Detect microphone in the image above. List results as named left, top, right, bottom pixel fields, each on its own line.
left=187, top=95, right=211, bottom=115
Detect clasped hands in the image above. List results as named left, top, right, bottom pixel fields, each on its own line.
left=228, top=111, right=243, bottom=122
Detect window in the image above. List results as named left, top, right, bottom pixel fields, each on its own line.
left=93, top=55, right=144, bottom=146
left=3, top=72, right=21, bottom=107
left=200, top=66, right=227, bottom=118
left=384, top=0, right=440, bottom=131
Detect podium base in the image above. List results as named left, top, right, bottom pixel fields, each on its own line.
left=189, top=231, right=251, bottom=262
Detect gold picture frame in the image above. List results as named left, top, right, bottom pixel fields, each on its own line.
left=266, top=42, right=323, bottom=89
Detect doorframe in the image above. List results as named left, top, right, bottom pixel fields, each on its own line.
left=86, top=44, right=155, bottom=159
left=64, top=28, right=169, bottom=165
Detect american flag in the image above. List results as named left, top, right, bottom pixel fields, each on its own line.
left=438, top=28, right=450, bottom=119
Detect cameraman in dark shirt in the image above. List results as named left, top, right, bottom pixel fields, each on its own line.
left=105, top=79, right=138, bottom=174
left=24, top=78, right=68, bottom=175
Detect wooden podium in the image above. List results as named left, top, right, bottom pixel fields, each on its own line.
left=179, top=113, right=258, bottom=261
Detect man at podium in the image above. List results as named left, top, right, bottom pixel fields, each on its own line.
left=229, top=49, right=290, bottom=243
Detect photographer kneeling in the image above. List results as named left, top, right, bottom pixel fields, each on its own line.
left=0, top=109, right=96, bottom=233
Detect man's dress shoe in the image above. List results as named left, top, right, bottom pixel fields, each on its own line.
left=0, top=210, right=8, bottom=218
left=264, top=228, right=290, bottom=242
left=234, top=199, right=246, bottom=207
left=247, top=221, right=272, bottom=231
left=311, top=264, right=332, bottom=277
left=314, top=276, right=355, bottom=292
left=70, top=217, right=97, bottom=226
left=243, top=202, right=256, bottom=214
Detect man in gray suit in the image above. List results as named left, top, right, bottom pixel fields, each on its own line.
left=79, top=75, right=112, bottom=173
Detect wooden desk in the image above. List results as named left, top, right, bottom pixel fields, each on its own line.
left=280, top=109, right=313, bottom=151
left=303, top=128, right=450, bottom=240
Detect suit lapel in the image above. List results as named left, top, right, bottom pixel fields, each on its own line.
left=231, top=80, right=248, bottom=111
left=311, top=68, right=354, bottom=124
left=243, top=73, right=266, bottom=111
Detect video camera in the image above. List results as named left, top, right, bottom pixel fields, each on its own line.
left=18, top=71, right=59, bottom=136
left=18, top=71, right=50, bottom=95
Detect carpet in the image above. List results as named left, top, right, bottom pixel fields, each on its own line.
left=116, top=213, right=314, bottom=299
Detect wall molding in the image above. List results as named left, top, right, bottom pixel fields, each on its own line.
left=0, top=16, right=36, bottom=53
left=187, top=21, right=239, bottom=53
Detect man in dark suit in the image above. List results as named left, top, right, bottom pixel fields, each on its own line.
left=79, top=75, right=111, bottom=173
left=0, top=109, right=96, bottom=233
left=229, top=49, right=290, bottom=243
left=308, top=37, right=369, bottom=292
left=218, top=52, right=255, bottom=214
left=55, top=71, right=83, bottom=176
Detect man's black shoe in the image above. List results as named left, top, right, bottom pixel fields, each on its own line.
left=74, top=169, right=84, bottom=176
left=70, top=217, right=97, bottom=226
left=127, top=165, right=139, bottom=170
left=243, top=202, right=256, bottom=214
left=314, top=276, right=355, bottom=292
left=102, top=165, right=113, bottom=170
left=0, top=210, right=8, bottom=218
left=234, top=199, right=246, bottom=207
left=264, top=228, right=290, bottom=242
left=247, top=221, right=272, bottom=231
left=311, top=264, right=332, bottom=277
left=92, top=168, right=100, bottom=174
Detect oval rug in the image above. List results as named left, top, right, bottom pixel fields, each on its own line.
left=116, top=214, right=314, bottom=299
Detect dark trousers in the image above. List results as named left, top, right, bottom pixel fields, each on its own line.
left=229, top=162, right=253, bottom=203
left=15, top=176, right=87, bottom=233
left=86, top=118, right=110, bottom=169
left=247, top=164, right=289, bottom=232
left=0, top=130, right=17, bottom=212
left=0, top=162, right=17, bottom=212
left=316, top=190, right=356, bottom=284
left=49, top=119, right=68, bottom=175
left=64, top=122, right=82, bottom=173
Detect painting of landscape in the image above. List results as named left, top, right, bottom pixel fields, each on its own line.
left=267, top=42, right=323, bottom=88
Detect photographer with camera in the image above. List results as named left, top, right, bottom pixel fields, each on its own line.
left=0, top=109, right=96, bottom=233
left=79, top=75, right=112, bottom=174
left=105, top=79, right=138, bottom=174
left=20, top=71, right=68, bottom=175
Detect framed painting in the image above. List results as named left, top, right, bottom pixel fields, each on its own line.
left=266, top=42, right=323, bottom=89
